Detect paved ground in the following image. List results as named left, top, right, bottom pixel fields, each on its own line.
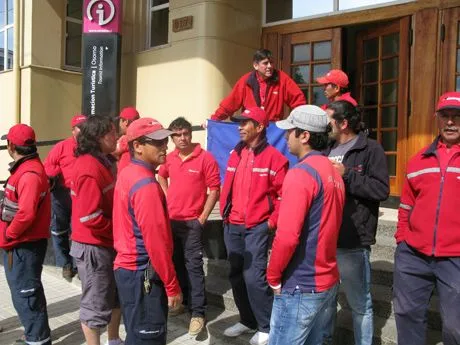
left=0, top=265, right=241, bottom=345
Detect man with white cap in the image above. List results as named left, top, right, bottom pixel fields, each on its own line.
left=267, top=105, right=345, bottom=345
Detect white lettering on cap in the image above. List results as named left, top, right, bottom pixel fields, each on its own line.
left=244, top=109, right=251, bottom=114
left=445, top=97, right=460, bottom=102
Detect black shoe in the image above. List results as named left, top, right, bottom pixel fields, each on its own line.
left=62, top=264, right=76, bottom=282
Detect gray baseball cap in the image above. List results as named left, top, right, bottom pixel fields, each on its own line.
left=276, top=105, right=329, bottom=132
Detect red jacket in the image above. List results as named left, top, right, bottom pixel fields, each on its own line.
left=320, top=92, right=358, bottom=110
left=71, top=153, right=115, bottom=247
left=220, top=140, right=288, bottom=228
left=211, top=70, right=306, bottom=122
left=397, top=137, right=460, bottom=257
left=44, top=136, right=77, bottom=188
left=267, top=152, right=345, bottom=292
left=113, top=159, right=181, bottom=297
left=0, top=155, right=51, bottom=250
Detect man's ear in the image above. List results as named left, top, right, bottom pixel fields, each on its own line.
left=300, top=130, right=310, bottom=145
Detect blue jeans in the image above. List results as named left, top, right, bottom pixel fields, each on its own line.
left=323, top=248, right=373, bottom=345
left=269, top=284, right=338, bottom=345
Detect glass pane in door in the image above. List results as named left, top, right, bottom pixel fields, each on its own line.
left=293, top=44, right=311, bottom=62
left=313, top=41, right=331, bottom=60
left=292, top=66, right=310, bottom=84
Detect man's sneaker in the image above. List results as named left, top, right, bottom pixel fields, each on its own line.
left=223, top=322, right=256, bottom=337
left=12, top=340, right=26, bottom=345
left=62, top=264, right=76, bottom=282
left=105, top=339, right=124, bottom=345
left=168, top=304, right=185, bottom=316
left=188, top=316, right=205, bottom=336
left=249, top=331, right=269, bottom=345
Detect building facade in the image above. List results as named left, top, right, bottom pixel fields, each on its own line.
left=0, top=0, right=459, bottom=196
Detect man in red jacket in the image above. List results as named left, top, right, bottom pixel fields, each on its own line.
left=316, top=69, right=358, bottom=109
left=44, top=114, right=86, bottom=281
left=115, top=106, right=140, bottom=173
left=210, top=49, right=306, bottom=122
left=394, top=91, right=460, bottom=345
left=69, top=116, right=123, bottom=345
left=158, top=117, right=220, bottom=336
left=268, top=105, right=345, bottom=345
left=220, top=107, right=288, bottom=345
left=0, top=124, right=52, bottom=345
left=113, top=117, right=182, bottom=345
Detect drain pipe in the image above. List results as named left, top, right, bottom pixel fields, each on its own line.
left=13, top=0, right=21, bottom=124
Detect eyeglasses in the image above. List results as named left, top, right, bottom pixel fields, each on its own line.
left=142, top=137, right=168, bottom=147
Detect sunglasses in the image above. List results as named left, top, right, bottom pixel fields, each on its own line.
left=141, top=137, right=168, bottom=147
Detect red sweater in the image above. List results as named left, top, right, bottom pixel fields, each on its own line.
left=43, top=136, right=77, bottom=188
left=71, top=153, right=115, bottom=247
left=220, top=141, right=288, bottom=228
left=0, top=155, right=51, bottom=250
left=396, top=137, right=460, bottom=256
left=267, top=152, right=345, bottom=292
left=211, top=70, right=306, bottom=122
left=113, top=159, right=181, bottom=297
left=158, top=144, right=220, bottom=220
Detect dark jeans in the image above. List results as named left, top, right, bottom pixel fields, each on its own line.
left=393, top=241, right=460, bottom=345
left=50, top=184, right=73, bottom=268
left=115, top=268, right=168, bottom=345
left=224, top=222, right=272, bottom=333
left=4, top=239, right=51, bottom=345
left=171, top=219, right=206, bottom=317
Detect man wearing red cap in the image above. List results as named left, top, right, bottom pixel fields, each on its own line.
left=113, top=117, right=182, bottom=345
left=115, top=106, right=140, bottom=173
left=394, top=91, right=460, bottom=345
left=210, top=49, right=305, bottom=123
left=69, top=116, right=124, bottom=345
left=220, top=107, right=288, bottom=345
left=316, top=69, right=358, bottom=109
left=44, top=114, right=86, bottom=282
left=0, top=124, right=52, bottom=345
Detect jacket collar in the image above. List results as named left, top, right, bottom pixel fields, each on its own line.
left=325, top=132, right=368, bottom=155
left=247, top=70, right=280, bottom=88
left=9, top=153, right=39, bottom=174
left=422, top=136, right=441, bottom=157
left=131, top=158, right=156, bottom=172
left=234, top=136, right=269, bottom=156
left=298, top=150, right=323, bottom=163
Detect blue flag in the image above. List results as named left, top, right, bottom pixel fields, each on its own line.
left=206, top=120, right=297, bottom=183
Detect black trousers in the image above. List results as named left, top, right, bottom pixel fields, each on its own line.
left=115, top=268, right=168, bottom=345
left=171, top=219, right=206, bottom=317
left=224, top=222, right=273, bottom=333
left=4, top=239, right=51, bottom=345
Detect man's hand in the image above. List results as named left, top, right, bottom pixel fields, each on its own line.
left=267, top=219, right=276, bottom=232
left=197, top=216, right=207, bottom=226
left=272, top=287, right=281, bottom=295
left=330, top=161, right=346, bottom=177
left=201, top=121, right=208, bottom=129
left=168, top=293, right=183, bottom=309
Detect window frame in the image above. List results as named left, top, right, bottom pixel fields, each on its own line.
left=0, top=0, right=14, bottom=72
left=262, top=0, right=414, bottom=27
left=63, top=0, right=83, bottom=71
left=146, top=0, right=170, bottom=49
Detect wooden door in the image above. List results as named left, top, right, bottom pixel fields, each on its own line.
left=356, top=17, right=410, bottom=196
left=440, top=7, right=460, bottom=93
left=281, top=29, right=342, bottom=106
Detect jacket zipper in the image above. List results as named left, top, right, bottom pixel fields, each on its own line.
left=432, top=151, right=460, bottom=255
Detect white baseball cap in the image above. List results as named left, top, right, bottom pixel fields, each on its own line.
left=276, top=105, right=329, bottom=132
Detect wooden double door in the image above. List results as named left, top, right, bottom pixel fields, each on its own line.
left=280, top=18, right=409, bottom=196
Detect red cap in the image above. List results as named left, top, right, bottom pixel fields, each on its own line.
left=436, top=92, right=460, bottom=112
left=316, top=69, right=349, bottom=88
left=120, top=106, right=140, bottom=121
left=71, top=114, right=87, bottom=128
left=231, top=107, right=269, bottom=127
left=126, top=117, right=173, bottom=142
left=1, top=124, right=36, bottom=146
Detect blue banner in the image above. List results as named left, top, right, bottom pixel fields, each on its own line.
left=206, top=120, right=297, bottom=182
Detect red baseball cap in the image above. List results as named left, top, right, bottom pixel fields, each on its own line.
left=1, top=124, right=36, bottom=146
left=71, top=114, right=87, bottom=128
left=126, top=117, right=173, bottom=142
left=316, top=69, right=349, bottom=88
left=120, top=106, right=140, bottom=121
left=231, top=107, right=269, bottom=127
left=436, top=92, right=460, bottom=112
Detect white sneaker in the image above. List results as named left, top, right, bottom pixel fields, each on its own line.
left=223, top=322, right=256, bottom=337
left=249, top=331, right=269, bottom=345
left=105, top=339, right=124, bottom=345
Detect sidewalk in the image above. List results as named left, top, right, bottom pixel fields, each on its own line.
left=0, top=265, right=241, bottom=345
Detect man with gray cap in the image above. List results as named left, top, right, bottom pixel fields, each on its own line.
left=267, top=105, right=345, bottom=345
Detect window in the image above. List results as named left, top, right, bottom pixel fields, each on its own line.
left=148, top=0, right=169, bottom=48
left=265, top=0, right=409, bottom=24
left=65, top=0, right=83, bottom=69
left=0, top=0, right=14, bottom=71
